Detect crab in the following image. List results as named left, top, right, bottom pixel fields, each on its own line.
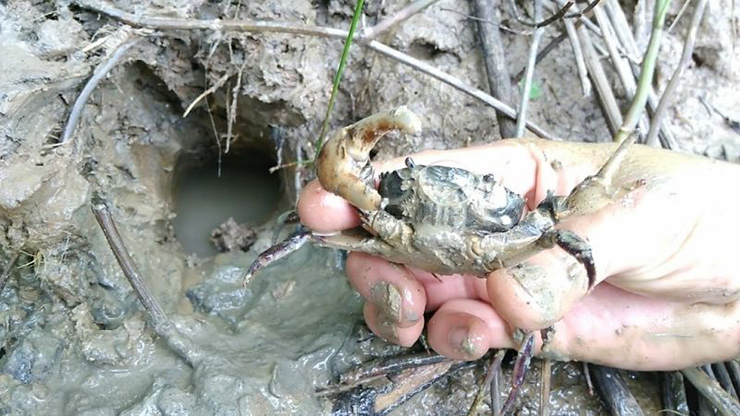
left=243, top=106, right=611, bottom=288
left=243, top=106, right=634, bottom=414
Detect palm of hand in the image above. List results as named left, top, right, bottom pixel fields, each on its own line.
left=298, top=138, right=740, bottom=370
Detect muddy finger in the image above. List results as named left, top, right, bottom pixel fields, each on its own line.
left=427, top=299, right=516, bottom=360
left=347, top=252, right=426, bottom=328
left=364, top=302, right=424, bottom=347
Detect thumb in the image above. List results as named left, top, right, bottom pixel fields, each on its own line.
left=486, top=237, right=594, bottom=331
left=484, top=167, right=679, bottom=330
left=484, top=195, right=631, bottom=330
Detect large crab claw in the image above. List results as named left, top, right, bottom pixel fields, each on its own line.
left=317, top=106, right=422, bottom=212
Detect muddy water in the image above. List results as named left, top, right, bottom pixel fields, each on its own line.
left=173, top=152, right=281, bottom=256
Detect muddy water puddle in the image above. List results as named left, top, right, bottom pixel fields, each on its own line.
left=173, top=151, right=281, bottom=257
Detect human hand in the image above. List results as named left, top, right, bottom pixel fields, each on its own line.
left=298, top=138, right=740, bottom=371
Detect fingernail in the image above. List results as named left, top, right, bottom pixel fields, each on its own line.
left=370, top=282, right=403, bottom=323
left=373, top=310, right=399, bottom=343
left=449, top=326, right=481, bottom=359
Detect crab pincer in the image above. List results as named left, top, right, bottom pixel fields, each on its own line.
left=316, top=106, right=422, bottom=212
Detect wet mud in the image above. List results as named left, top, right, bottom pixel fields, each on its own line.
left=0, top=0, right=738, bottom=414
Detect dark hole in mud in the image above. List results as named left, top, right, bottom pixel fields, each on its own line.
left=408, top=40, right=445, bottom=60
left=173, top=146, right=282, bottom=257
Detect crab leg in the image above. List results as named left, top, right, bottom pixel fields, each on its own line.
left=317, top=106, right=421, bottom=211
left=561, top=133, right=639, bottom=219
left=499, top=332, right=536, bottom=416
left=242, top=229, right=403, bottom=285
left=242, top=229, right=312, bottom=286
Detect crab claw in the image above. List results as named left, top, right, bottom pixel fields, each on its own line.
left=317, top=106, right=422, bottom=212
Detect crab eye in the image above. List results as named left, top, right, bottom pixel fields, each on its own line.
left=405, top=157, right=416, bottom=169
left=483, top=174, right=495, bottom=183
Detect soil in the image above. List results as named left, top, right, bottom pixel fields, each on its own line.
left=0, top=0, right=738, bottom=415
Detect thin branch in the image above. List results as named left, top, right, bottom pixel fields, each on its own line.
left=440, top=7, right=523, bottom=35
left=226, top=62, right=246, bottom=153
left=584, top=362, right=594, bottom=395
left=75, top=0, right=555, bottom=140
left=682, top=367, right=740, bottom=415
left=562, top=17, right=592, bottom=96
left=367, top=41, right=555, bottom=139
left=466, top=349, right=505, bottom=416
left=667, top=0, right=694, bottom=32
left=92, top=201, right=201, bottom=367
left=471, top=0, right=517, bottom=138
left=565, top=0, right=602, bottom=19
left=75, top=0, right=348, bottom=38
left=562, top=0, right=622, bottom=135
left=361, top=0, right=439, bottom=40
left=0, top=249, right=22, bottom=295
left=183, top=72, right=231, bottom=118
left=593, top=6, right=650, bottom=142
left=507, top=0, right=600, bottom=28
left=338, top=352, right=448, bottom=385
left=515, top=0, right=544, bottom=137
left=61, top=36, right=140, bottom=143
left=613, top=0, right=672, bottom=143
left=535, top=0, right=573, bottom=28
left=514, top=32, right=568, bottom=81
left=540, top=358, right=552, bottom=416
left=593, top=7, right=636, bottom=97
left=646, top=0, right=707, bottom=147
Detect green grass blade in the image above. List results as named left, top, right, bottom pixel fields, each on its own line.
left=313, top=0, right=366, bottom=164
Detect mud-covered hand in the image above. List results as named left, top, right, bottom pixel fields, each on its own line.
left=298, top=138, right=740, bottom=371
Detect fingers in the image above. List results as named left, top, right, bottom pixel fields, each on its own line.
left=363, top=303, right=424, bottom=347
left=297, top=180, right=360, bottom=233
left=546, top=283, right=740, bottom=370
left=347, top=253, right=740, bottom=370
left=346, top=253, right=426, bottom=329
left=427, top=299, right=516, bottom=360
left=426, top=283, right=740, bottom=370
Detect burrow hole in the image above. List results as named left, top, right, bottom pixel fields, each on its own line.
left=173, top=140, right=284, bottom=257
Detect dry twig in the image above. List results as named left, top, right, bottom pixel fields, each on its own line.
left=593, top=6, right=651, bottom=141
left=92, top=201, right=202, bottom=367
left=61, top=36, right=140, bottom=143
left=646, top=0, right=707, bottom=147
left=182, top=72, right=231, bottom=118
left=470, top=0, right=517, bottom=138
left=514, top=0, right=545, bottom=137
left=466, top=349, right=505, bottom=416
left=540, top=359, right=552, bottom=416
left=577, top=20, right=623, bottom=133
left=361, top=0, right=440, bottom=40
left=74, top=0, right=554, bottom=140
left=562, top=15, right=591, bottom=96
left=226, top=62, right=247, bottom=153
